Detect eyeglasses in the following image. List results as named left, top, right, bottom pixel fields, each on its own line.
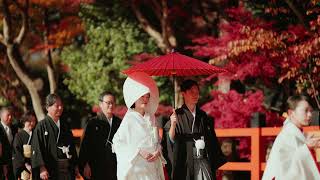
left=100, top=100, right=114, bottom=105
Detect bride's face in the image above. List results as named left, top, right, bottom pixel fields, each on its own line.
left=134, top=93, right=150, bottom=110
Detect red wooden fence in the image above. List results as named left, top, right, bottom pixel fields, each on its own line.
left=72, top=126, right=320, bottom=180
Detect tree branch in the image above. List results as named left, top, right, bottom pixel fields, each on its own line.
left=14, top=0, right=29, bottom=44
left=160, top=0, right=170, bottom=53
left=3, top=0, right=13, bottom=44
left=44, top=8, right=57, bottom=93
left=307, top=73, right=320, bottom=109
left=161, top=0, right=176, bottom=51
left=0, top=34, right=6, bottom=45
left=284, top=0, right=309, bottom=30
left=150, top=0, right=162, bottom=20
left=131, top=1, right=167, bottom=52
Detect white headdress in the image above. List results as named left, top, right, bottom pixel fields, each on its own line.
left=123, top=72, right=159, bottom=114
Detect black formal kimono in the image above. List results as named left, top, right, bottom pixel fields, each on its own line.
left=164, top=105, right=227, bottom=180
left=0, top=123, right=18, bottom=180
left=31, top=116, right=78, bottom=180
left=79, top=113, right=121, bottom=180
left=12, top=130, right=33, bottom=179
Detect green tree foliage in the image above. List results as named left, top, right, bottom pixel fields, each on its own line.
left=61, top=2, right=157, bottom=105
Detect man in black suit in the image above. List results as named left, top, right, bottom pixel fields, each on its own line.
left=0, top=107, right=17, bottom=180
left=79, top=91, right=122, bottom=180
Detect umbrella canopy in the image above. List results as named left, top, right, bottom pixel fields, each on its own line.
left=122, top=52, right=226, bottom=76
left=122, top=51, right=226, bottom=108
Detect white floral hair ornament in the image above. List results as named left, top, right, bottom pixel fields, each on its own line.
left=123, top=72, right=159, bottom=114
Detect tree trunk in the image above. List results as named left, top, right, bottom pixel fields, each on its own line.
left=44, top=8, right=57, bottom=94
left=1, top=0, right=45, bottom=120
left=6, top=43, right=45, bottom=120
left=47, top=61, right=56, bottom=93
left=47, top=64, right=56, bottom=93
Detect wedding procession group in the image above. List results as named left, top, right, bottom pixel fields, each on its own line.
left=1, top=72, right=319, bottom=180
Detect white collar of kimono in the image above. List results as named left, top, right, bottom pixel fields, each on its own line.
left=47, top=115, right=61, bottom=143
left=50, top=118, right=60, bottom=128
left=191, top=108, right=196, bottom=133
left=47, top=114, right=60, bottom=128
left=54, top=119, right=61, bottom=143
left=23, top=128, right=32, bottom=135
left=55, top=119, right=60, bottom=128
left=127, top=109, right=153, bottom=127
left=107, top=117, right=112, bottom=126
left=23, top=129, right=32, bottom=144
left=123, top=72, right=159, bottom=114
left=283, top=118, right=306, bottom=141
left=191, top=108, right=196, bottom=118
left=129, top=108, right=151, bottom=119
left=1, top=121, right=10, bottom=130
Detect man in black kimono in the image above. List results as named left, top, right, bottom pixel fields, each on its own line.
left=165, top=80, right=227, bottom=180
left=31, top=94, right=78, bottom=180
left=0, top=107, right=17, bottom=180
left=79, top=91, right=121, bottom=180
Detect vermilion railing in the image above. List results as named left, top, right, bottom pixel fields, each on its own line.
left=215, top=126, right=320, bottom=180
left=72, top=126, right=320, bottom=180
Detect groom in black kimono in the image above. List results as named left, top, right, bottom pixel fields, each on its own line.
left=31, top=94, right=78, bottom=180
left=79, top=91, right=121, bottom=180
left=165, top=80, right=227, bottom=180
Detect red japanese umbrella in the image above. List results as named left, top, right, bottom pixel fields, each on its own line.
left=122, top=51, right=226, bottom=107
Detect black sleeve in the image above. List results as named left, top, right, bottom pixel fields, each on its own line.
left=78, top=119, right=93, bottom=171
left=205, top=115, right=227, bottom=170
left=67, top=127, right=78, bottom=168
left=0, top=127, right=12, bottom=165
left=0, top=129, right=5, bottom=165
left=12, top=133, right=26, bottom=178
left=163, top=119, right=174, bottom=177
left=31, top=123, right=45, bottom=169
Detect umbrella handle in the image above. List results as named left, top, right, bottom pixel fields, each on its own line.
left=173, top=76, right=177, bottom=109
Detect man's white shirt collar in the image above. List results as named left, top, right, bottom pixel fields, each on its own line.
left=191, top=108, right=196, bottom=119
left=48, top=114, right=60, bottom=128
left=1, top=121, right=10, bottom=130
left=107, top=117, right=113, bottom=126
left=55, top=119, right=60, bottom=128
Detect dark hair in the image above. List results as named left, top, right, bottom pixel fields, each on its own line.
left=221, top=138, right=239, bottom=161
left=45, top=94, right=61, bottom=109
left=180, top=79, right=199, bottom=92
left=21, top=110, right=36, bottom=125
left=287, top=95, right=309, bottom=110
left=99, top=91, right=115, bottom=102
left=0, top=106, right=12, bottom=114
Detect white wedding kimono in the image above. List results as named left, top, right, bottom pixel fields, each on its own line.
left=112, top=109, right=165, bottom=180
left=112, top=72, right=165, bottom=180
left=262, top=119, right=320, bottom=180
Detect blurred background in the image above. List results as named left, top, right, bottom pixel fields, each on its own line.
left=1, top=0, right=320, bottom=178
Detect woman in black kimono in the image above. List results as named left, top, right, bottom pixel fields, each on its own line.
left=12, top=111, right=37, bottom=179
left=165, top=79, right=227, bottom=180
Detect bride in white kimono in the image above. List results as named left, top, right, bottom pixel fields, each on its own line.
left=112, top=72, right=165, bottom=180
left=262, top=95, right=320, bottom=180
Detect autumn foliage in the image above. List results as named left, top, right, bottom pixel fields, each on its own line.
left=29, top=0, right=87, bottom=52
left=189, top=2, right=320, bottom=129
left=202, top=90, right=264, bottom=128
